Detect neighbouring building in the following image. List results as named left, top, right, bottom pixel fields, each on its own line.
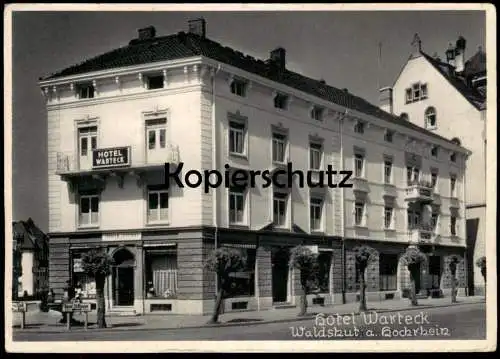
left=12, top=218, right=49, bottom=298
left=39, top=20, right=470, bottom=315
left=380, top=34, right=487, bottom=295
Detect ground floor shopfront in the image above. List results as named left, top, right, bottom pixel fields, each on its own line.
left=48, top=227, right=467, bottom=315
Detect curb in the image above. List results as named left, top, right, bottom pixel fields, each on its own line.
left=13, top=300, right=485, bottom=335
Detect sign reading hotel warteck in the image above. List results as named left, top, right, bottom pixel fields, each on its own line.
left=93, top=147, right=130, bottom=168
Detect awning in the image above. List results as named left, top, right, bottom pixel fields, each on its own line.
left=220, top=243, right=256, bottom=249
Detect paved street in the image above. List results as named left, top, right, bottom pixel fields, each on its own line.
left=13, top=302, right=485, bottom=341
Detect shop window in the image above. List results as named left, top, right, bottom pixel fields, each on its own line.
left=379, top=253, right=398, bottom=291
left=219, top=247, right=256, bottom=297
left=72, top=251, right=96, bottom=299
left=145, top=248, right=178, bottom=299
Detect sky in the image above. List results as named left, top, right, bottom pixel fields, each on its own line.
left=10, top=9, right=486, bottom=232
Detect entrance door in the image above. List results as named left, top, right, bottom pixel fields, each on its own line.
left=414, top=262, right=422, bottom=293
left=272, top=248, right=290, bottom=303
left=78, top=126, right=97, bottom=170
left=113, top=267, right=134, bottom=306
left=428, top=256, right=441, bottom=290
left=112, top=248, right=135, bottom=307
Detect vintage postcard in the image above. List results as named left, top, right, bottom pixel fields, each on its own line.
left=4, top=3, right=496, bottom=353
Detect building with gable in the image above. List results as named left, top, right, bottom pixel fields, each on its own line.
left=39, top=20, right=470, bottom=315
left=12, top=218, right=49, bottom=298
left=380, top=34, right=487, bottom=295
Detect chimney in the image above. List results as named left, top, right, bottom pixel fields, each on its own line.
left=188, top=18, right=206, bottom=38
left=379, top=87, right=393, bottom=114
left=454, top=36, right=466, bottom=73
left=269, top=47, right=286, bottom=75
left=410, top=33, right=422, bottom=58
left=445, top=43, right=456, bottom=67
left=138, top=26, right=156, bottom=41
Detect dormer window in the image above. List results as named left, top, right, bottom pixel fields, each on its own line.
left=431, top=145, right=439, bottom=158
left=274, top=93, right=289, bottom=110
left=310, top=106, right=324, bottom=121
left=354, top=121, right=365, bottom=134
left=384, top=130, right=394, bottom=143
left=77, top=83, right=94, bottom=99
left=147, top=74, right=164, bottom=90
left=230, top=79, right=247, bottom=97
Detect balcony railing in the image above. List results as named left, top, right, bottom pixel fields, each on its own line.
left=405, top=180, right=434, bottom=203
left=352, top=177, right=369, bottom=193
left=55, top=145, right=180, bottom=175
left=408, top=225, right=437, bottom=244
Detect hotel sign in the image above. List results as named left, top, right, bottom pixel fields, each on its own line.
left=92, top=147, right=130, bottom=169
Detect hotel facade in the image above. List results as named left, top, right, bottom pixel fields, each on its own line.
left=40, top=20, right=470, bottom=315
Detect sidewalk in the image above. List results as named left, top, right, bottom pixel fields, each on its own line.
left=12, top=295, right=485, bottom=333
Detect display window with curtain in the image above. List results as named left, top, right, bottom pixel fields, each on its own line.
left=144, top=247, right=178, bottom=299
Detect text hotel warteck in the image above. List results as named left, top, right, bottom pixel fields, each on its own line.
left=92, top=147, right=131, bottom=168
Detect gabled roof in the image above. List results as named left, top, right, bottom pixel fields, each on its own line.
left=420, top=51, right=486, bottom=110
left=12, top=218, right=48, bottom=251
left=42, top=31, right=468, bottom=148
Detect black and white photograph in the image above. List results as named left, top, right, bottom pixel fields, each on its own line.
left=4, top=3, right=496, bottom=352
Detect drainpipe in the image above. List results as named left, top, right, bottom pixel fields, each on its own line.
left=212, top=63, right=222, bottom=294
left=339, top=108, right=349, bottom=304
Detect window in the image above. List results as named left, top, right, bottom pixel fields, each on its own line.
left=145, top=248, right=178, bottom=299
left=384, top=206, right=393, bottom=229
left=147, top=187, right=169, bottom=223
left=400, top=112, right=409, bottom=121
left=407, top=166, right=420, bottom=185
left=229, top=121, right=246, bottom=155
left=379, top=253, right=398, bottom=291
left=420, top=84, right=428, bottom=99
left=384, top=160, right=392, bottom=184
left=425, top=107, right=437, bottom=129
left=354, top=121, right=365, bottom=134
left=407, top=209, right=421, bottom=229
left=309, top=142, right=323, bottom=170
left=79, top=194, right=99, bottom=227
left=450, top=175, right=457, bottom=197
left=77, top=84, right=94, bottom=99
left=147, top=75, right=164, bottom=90
left=412, top=83, right=421, bottom=101
left=450, top=152, right=457, bottom=162
left=450, top=216, right=457, bottom=236
left=405, top=89, right=412, bottom=104
left=220, top=247, right=256, bottom=297
left=311, top=106, right=324, bottom=121
left=317, top=252, right=332, bottom=293
left=431, top=172, right=438, bottom=189
left=273, top=192, right=288, bottom=227
left=272, top=133, right=287, bottom=163
left=354, top=202, right=364, bottom=226
left=274, top=93, right=288, bottom=110
left=78, top=126, right=97, bottom=157
left=230, top=79, right=247, bottom=97
left=431, top=212, right=439, bottom=231
left=146, top=119, right=167, bottom=150
left=431, top=145, right=439, bottom=157
left=384, top=130, right=394, bottom=143
left=310, top=197, right=323, bottom=231
left=354, top=154, right=364, bottom=178
left=229, top=187, right=246, bottom=224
